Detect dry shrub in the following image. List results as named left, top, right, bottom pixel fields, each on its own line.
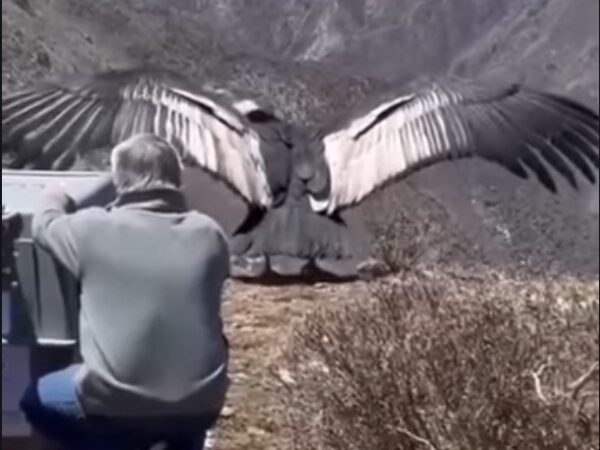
left=362, top=184, right=486, bottom=276
left=276, top=271, right=599, bottom=450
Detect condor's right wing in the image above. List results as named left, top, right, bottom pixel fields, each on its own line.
left=314, top=79, right=599, bottom=214
left=2, top=68, right=274, bottom=208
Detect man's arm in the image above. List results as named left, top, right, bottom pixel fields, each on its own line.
left=32, top=186, right=83, bottom=277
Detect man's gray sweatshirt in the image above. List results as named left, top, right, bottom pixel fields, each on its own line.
left=32, top=188, right=230, bottom=418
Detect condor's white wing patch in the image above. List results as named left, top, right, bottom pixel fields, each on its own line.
left=317, top=81, right=599, bottom=214
left=2, top=69, right=273, bottom=207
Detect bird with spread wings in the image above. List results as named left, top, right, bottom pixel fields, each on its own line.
left=2, top=68, right=599, bottom=281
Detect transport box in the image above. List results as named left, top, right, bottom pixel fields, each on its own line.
left=2, top=170, right=116, bottom=345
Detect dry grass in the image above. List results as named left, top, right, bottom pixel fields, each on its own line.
left=361, top=183, right=488, bottom=277
left=215, top=281, right=370, bottom=450
left=214, top=271, right=598, bottom=450
left=276, top=271, right=599, bottom=450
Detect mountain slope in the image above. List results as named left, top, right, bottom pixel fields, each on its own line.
left=3, top=0, right=599, bottom=276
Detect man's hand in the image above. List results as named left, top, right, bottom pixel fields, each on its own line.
left=2, top=205, right=11, bottom=235
left=43, top=182, right=68, bottom=199
left=42, top=184, right=77, bottom=212
left=2, top=205, right=22, bottom=239
left=3, top=204, right=16, bottom=223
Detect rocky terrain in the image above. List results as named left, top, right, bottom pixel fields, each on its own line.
left=3, top=0, right=599, bottom=274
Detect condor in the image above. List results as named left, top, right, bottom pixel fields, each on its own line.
left=3, top=68, right=599, bottom=281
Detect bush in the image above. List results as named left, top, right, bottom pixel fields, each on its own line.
left=362, top=184, right=486, bottom=276
left=276, top=271, right=599, bottom=450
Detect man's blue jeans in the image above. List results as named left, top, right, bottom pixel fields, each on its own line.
left=20, top=365, right=217, bottom=450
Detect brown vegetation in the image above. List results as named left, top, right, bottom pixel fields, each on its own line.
left=361, top=183, right=487, bottom=276
left=276, top=272, right=599, bottom=450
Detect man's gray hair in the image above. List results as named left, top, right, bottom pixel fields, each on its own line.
left=110, top=133, right=182, bottom=194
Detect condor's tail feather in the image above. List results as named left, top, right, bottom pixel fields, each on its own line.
left=229, top=202, right=362, bottom=282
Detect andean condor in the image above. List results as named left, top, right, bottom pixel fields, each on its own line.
left=2, top=68, right=599, bottom=282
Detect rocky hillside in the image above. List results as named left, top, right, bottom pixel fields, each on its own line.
left=3, top=0, right=599, bottom=276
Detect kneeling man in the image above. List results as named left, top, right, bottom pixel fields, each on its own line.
left=21, top=134, right=231, bottom=450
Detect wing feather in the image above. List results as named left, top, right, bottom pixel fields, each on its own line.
left=319, top=80, right=600, bottom=213
left=2, top=68, right=272, bottom=207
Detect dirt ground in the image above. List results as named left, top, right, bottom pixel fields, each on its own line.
left=2, top=274, right=597, bottom=449
left=214, top=280, right=370, bottom=450
left=0, top=281, right=363, bottom=450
